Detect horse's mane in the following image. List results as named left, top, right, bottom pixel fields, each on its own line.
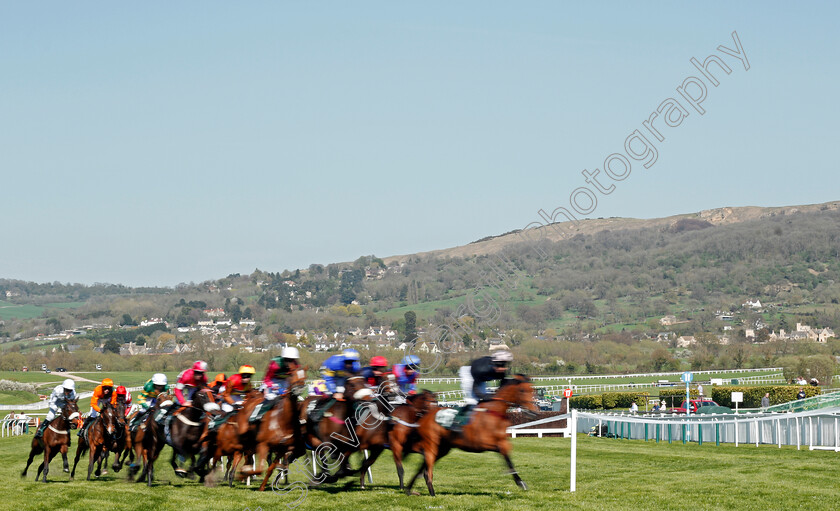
left=499, top=374, right=530, bottom=388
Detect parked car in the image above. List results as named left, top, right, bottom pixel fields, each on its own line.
left=673, top=399, right=719, bottom=414
left=44, top=369, right=51, bottom=374
left=55, top=367, right=67, bottom=372
left=95, top=364, right=102, bottom=371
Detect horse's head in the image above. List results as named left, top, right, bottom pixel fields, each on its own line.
left=64, top=398, right=81, bottom=428
left=288, top=367, right=308, bottom=396
left=194, top=388, right=220, bottom=414
left=345, top=376, right=374, bottom=401
left=100, top=402, right=120, bottom=436
left=497, top=374, right=538, bottom=413
left=409, top=389, right=437, bottom=413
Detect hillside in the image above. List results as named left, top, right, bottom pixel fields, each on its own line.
left=383, top=201, right=840, bottom=264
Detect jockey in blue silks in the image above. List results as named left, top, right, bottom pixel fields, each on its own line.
left=320, top=349, right=361, bottom=397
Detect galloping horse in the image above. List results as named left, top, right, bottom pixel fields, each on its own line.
left=22, top=398, right=81, bottom=482
left=128, top=393, right=172, bottom=486
left=71, top=401, right=123, bottom=480
left=300, top=375, right=370, bottom=484
left=350, top=378, right=403, bottom=489
left=389, top=389, right=436, bottom=490
left=202, top=389, right=263, bottom=487
left=168, top=387, right=218, bottom=479
left=241, top=368, right=307, bottom=491
left=406, top=374, right=537, bottom=496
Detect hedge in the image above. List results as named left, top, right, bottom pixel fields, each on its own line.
left=570, top=391, right=649, bottom=410
left=658, top=386, right=821, bottom=408
left=569, top=394, right=602, bottom=409
left=710, top=385, right=821, bottom=408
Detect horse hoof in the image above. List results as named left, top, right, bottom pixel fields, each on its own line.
left=518, top=480, right=528, bottom=491
left=63, top=468, right=69, bottom=473
left=174, top=469, right=188, bottom=478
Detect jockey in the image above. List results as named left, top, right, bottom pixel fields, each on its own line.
left=34, top=379, right=77, bottom=439
left=114, top=385, right=132, bottom=417
left=210, top=373, right=227, bottom=396
left=79, top=378, right=114, bottom=435
left=130, top=373, right=169, bottom=430
left=321, top=348, right=361, bottom=399
left=263, top=347, right=302, bottom=397
left=174, top=360, right=209, bottom=405
left=461, top=349, right=513, bottom=405
left=222, top=365, right=255, bottom=413
left=249, top=348, right=300, bottom=422
left=361, top=356, right=390, bottom=388
left=392, top=355, right=420, bottom=395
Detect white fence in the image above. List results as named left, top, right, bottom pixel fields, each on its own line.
left=417, top=367, right=782, bottom=385
left=576, top=408, right=840, bottom=450
left=0, top=386, right=144, bottom=411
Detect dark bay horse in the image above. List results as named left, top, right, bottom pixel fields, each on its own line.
left=22, top=398, right=81, bottom=482
left=300, top=375, right=370, bottom=484
left=71, top=402, right=123, bottom=480
left=168, top=387, right=218, bottom=480
left=406, top=374, right=537, bottom=496
left=128, top=393, right=173, bottom=486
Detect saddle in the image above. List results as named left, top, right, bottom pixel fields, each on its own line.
left=435, top=404, right=476, bottom=431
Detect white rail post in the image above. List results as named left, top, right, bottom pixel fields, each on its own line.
left=777, top=419, right=781, bottom=449
left=570, top=409, right=577, bottom=493
left=755, top=419, right=759, bottom=447
left=796, top=417, right=801, bottom=450
left=364, top=449, right=373, bottom=484
left=734, top=416, right=738, bottom=447
left=809, top=417, right=813, bottom=450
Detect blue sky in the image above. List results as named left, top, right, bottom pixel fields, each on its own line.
left=1, top=2, right=838, bottom=286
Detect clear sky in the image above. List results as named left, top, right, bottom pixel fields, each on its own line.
left=2, top=2, right=838, bottom=286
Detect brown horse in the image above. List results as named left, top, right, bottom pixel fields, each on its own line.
left=71, top=401, right=123, bottom=480
left=349, top=378, right=405, bottom=489
left=168, top=387, right=218, bottom=480
left=389, top=389, right=437, bottom=490
left=202, top=389, right=263, bottom=487
left=102, top=400, right=131, bottom=473
left=128, top=393, right=173, bottom=486
left=405, top=374, right=537, bottom=496
left=21, top=398, right=81, bottom=482
left=299, top=375, right=371, bottom=484
left=240, top=368, right=308, bottom=491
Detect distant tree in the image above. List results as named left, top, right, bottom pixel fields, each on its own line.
left=243, top=307, right=252, bottom=319
left=46, top=317, right=62, bottom=334
left=103, top=339, right=121, bottom=354
left=404, top=311, right=417, bottom=344
left=121, top=314, right=136, bottom=326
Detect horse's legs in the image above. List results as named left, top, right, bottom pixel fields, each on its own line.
left=258, top=456, right=281, bottom=491
left=70, top=439, right=86, bottom=479
left=42, top=447, right=59, bottom=483
left=391, top=440, right=406, bottom=489
left=359, top=446, right=384, bottom=489
left=405, top=459, right=426, bottom=495
left=87, top=444, right=99, bottom=480
left=61, top=448, right=69, bottom=473
left=22, top=445, right=39, bottom=477
left=502, top=453, right=527, bottom=490
left=422, top=449, right=437, bottom=497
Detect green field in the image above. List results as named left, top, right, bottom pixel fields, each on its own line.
left=0, top=391, right=40, bottom=405
left=3, top=431, right=839, bottom=510
left=0, top=300, right=86, bottom=320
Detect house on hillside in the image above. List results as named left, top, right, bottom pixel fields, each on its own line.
left=676, top=335, right=696, bottom=348
left=743, top=299, right=762, bottom=309
left=659, top=315, right=678, bottom=326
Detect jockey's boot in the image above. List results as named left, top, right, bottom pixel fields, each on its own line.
left=249, top=396, right=275, bottom=423
left=34, top=419, right=49, bottom=439
left=78, top=416, right=94, bottom=437
left=450, top=404, right=474, bottom=433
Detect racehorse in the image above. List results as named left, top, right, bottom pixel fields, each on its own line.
left=71, top=401, right=124, bottom=480
left=21, top=398, right=81, bottom=482
left=299, top=375, right=371, bottom=485
left=389, top=389, right=437, bottom=490
left=240, top=368, right=308, bottom=491
left=202, top=389, right=263, bottom=487
left=405, top=374, right=537, bottom=496
left=168, top=387, right=218, bottom=480
left=349, top=377, right=403, bottom=489
left=128, top=393, right=172, bottom=486
left=102, top=400, right=131, bottom=473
